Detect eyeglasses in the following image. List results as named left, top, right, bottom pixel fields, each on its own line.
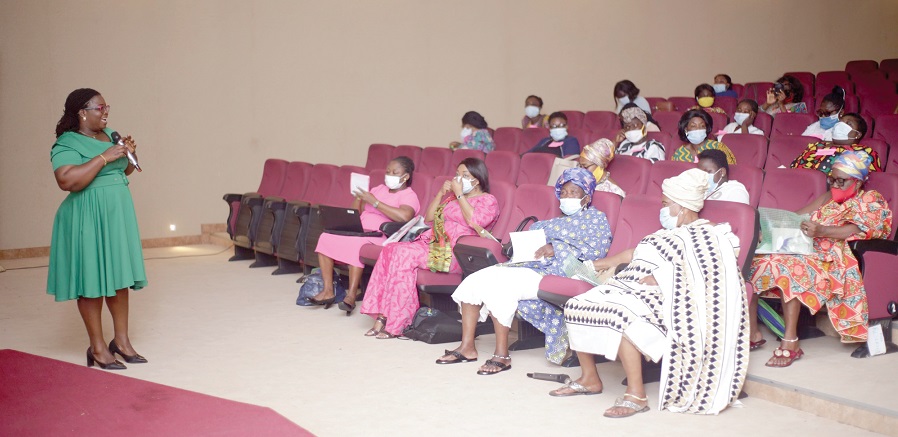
left=84, top=104, right=111, bottom=112
left=549, top=123, right=567, bottom=129
left=826, top=176, right=855, bottom=188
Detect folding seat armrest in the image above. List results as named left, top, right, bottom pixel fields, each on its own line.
left=287, top=200, right=311, bottom=217
left=223, top=193, right=243, bottom=203
left=380, top=221, right=405, bottom=237
left=263, top=197, right=287, bottom=211
left=242, top=193, right=264, bottom=208
left=850, top=239, right=898, bottom=271
left=454, top=235, right=507, bottom=277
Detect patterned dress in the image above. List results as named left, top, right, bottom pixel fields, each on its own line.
left=564, top=222, right=748, bottom=414
left=764, top=102, right=808, bottom=116
left=616, top=139, right=666, bottom=163
left=459, top=129, right=496, bottom=153
left=361, top=194, right=499, bottom=335
left=750, top=190, right=892, bottom=342
left=671, top=140, right=737, bottom=164
left=790, top=142, right=883, bottom=175
left=688, top=105, right=728, bottom=115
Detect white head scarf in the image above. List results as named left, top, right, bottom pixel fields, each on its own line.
left=662, top=168, right=709, bottom=212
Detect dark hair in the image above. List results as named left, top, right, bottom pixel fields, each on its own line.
left=526, top=95, right=544, bottom=107
left=55, top=88, right=100, bottom=138
left=678, top=109, right=713, bottom=142
left=698, top=149, right=729, bottom=175
left=738, top=98, right=759, bottom=114
left=462, top=111, right=488, bottom=129
left=821, top=86, right=846, bottom=111
left=842, top=112, right=868, bottom=138
left=390, top=156, right=415, bottom=187
left=613, top=80, right=640, bottom=103
left=776, top=75, right=805, bottom=102
left=547, top=111, right=568, bottom=124
left=459, top=157, right=490, bottom=193
left=716, top=74, right=732, bottom=87
left=694, top=83, right=715, bottom=98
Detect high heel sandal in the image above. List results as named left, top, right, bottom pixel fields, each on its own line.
left=308, top=296, right=336, bottom=309
left=338, top=300, right=356, bottom=316
left=109, top=340, right=148, bottom=364
left=365, top=316, right=386, bottom=336
left=86, top=347, right=126, bottom=370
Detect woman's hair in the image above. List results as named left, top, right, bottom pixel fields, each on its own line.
left=821, top=86, right=846, bottom=110
left=716, top=74, right=732, bottom=87
left=459, top=157, right=490, bottom=193
left=698, top=149, right=729, bottom=175
left=462, top=111, right=488, bottom=129
left=842, top=113, right=868, bottom=138
left=677, top=109, right=713, bottom=142
left=738, top=98, right=759, bottom=114
left=613, top=80, right=640, bottom=102
left=526, top=95, right=544, bottom=107
left=55, top=88, right=100, bottom=138
left=547, top=111, right=568, bottom=124
left=694, top=83, right=715, bottom=98
left=391, top=156, right=415, bottom=187
left=776, top=75, right=805, bottom=102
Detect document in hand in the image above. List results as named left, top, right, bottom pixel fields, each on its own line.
left=561, top=253, right=605, bottom=286
left=508, top=229, right=547, bottom=263
left=350, top=173, right=370, bottom=195
left=756, top=207, right=814, bottom=255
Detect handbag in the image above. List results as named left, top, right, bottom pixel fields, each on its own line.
left=501, top=215, right=539, bottom=259
left=547, top=156, right=579, bottom=186
left=402, top=307, right=464, bottom=344
left=295, top=268, right=346, bottom=306
left=426, top=200, right=453, bottom=273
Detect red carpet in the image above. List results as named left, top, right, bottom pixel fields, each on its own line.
left=0, top=349, right=314, bottom=436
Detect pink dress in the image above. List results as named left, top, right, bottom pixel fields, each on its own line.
left=361, top=194, right=500, bottom=335
left=315, top=185, right=420, bottom=268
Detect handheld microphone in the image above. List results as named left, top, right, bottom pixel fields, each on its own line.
left=110, top=131, right=142, bottom=172
left=526, top=372, right=572, bottom=384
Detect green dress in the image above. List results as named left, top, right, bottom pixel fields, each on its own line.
left=47, top=129, right=147, bottom=301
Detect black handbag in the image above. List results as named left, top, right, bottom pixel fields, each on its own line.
left=402, top=308, right=464, bottom=344
left=501, top=216, right=539, bottom=259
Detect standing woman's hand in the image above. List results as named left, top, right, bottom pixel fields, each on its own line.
left=101, top=143, right=131, bottom=163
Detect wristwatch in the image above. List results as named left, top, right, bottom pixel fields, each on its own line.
left=373, top=201, right=380, bottom=208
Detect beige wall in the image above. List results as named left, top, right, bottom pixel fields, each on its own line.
left=2, top=0, right=897, bottom=250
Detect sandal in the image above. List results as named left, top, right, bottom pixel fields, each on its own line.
left=765, top=347, right=804, bottom=367
left=436, top=350, right=477, bottom=365
left=365, top=316, right=386, bottom=337
left=549, top=381, right=603, bottom=397
left=375, top=331, right=398, bottom=340
left=603, top=394, right=650, bottom=418
left=476, top=356, right=511, bottom=375
left=750, top=339, right=767, bottom=351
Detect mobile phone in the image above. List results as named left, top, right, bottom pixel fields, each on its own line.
left=773, top=82, right=784, bottom=94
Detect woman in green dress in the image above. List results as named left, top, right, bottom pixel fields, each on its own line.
left=48, top=88, right=147, bottom=370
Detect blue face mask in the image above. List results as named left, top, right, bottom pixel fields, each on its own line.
left=819, top=112, right=840, bottom=130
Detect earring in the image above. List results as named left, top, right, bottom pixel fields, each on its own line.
left=82, top=116, right=86, bottom=120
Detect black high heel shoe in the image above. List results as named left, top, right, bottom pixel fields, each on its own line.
left=109, top=340, right=148, bottom=364
left=308, top=296, right=336, bottom=309
left=86, top=347, right=126, bottom=370
left=338, top=301, right=356, bottom=316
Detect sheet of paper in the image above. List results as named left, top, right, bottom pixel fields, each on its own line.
left=350, top=173, right=370, bottom=195
left=509, top=229, right=547, bottom=263
left=867, top=324, right=887, bottom=356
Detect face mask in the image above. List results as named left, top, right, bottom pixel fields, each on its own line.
left=618, top=96, right=630, bottom=105
left=819, top=112, right=840, bottom=130
left=625, top=127, right=645, bottom=143
left=384, top=174, right=404, bottom=190
left=686, top=129, right=707, bottom=145
left=659, top=206, right=681, bottom=230
left=733, top=112, right=750, bottom=125
left=706, top=169, right=721, bottom=197
left=550, top=127, right=568, bottom=141
left=456, top=176, right=475, bottom=194
left=831, top=121, right=856, bottom=141
left=559, top=196, right=587, bottom=216
left=460, top=127, right=473, bottom=140
left=831, top=180, right=858, bottom=203
left=697, top=97, right=715, bottom=108
left=525, top=105, right=540, bottom=118
left=712, top=83, right=727, bottom=93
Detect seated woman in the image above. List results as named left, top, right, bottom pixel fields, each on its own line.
left=718, top=99, right=764, bottom=140
left=802, top=86, right=846, bottom=141
left=713, top=74, right=739, bottom=98
left=760, top=75, right=808, bottom=116
left=614, top=80, right=652, bottom=114
left=449, top=111, right=495, bottom=153
left=521, top=95, right=549, bottom=129
left=698, top=149, right=749, bottom=204
left=361, top=158, right=499, bottom=338
left=554, top=169, right=747, bottom=417
left=750, top=151, right=893, bottom=367
left=308, top=157, right=420, bottom=313
left=525, top=112, right=581, bottom=157
left=579, top=139, right=626, bottom=198
left=614, top=105, right=666, bottom=163
left=437, top=168, right=612, bottom=371
left=671, top=109, right=737, bottom=164
left=688, top=83, right=728, bottom=115
left=791, top=113, right=883, bottom=174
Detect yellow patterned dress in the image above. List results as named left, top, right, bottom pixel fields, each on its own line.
left=671, top=139, right=737, bottom=164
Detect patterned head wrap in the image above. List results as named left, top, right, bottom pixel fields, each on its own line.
left=662, top=168, right=709, bottom=212
left=580, top=138, right=615, bottom=181
left=832, top=150, right=872, bottom=181
left=620, top=106, right=648, bottom=126
left=555, top=167, right=597, bottom=205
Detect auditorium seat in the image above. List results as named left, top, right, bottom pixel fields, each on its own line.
left=567, top=126, right=592, bottom=151
left=645, top=160, right=694, bottom=197
left=874, top=114, right=898, bottom=151
left=592, top=191, right=622, bottom=234
left=561, top=110, right=585, bottom=129
left=517, top=153, right=555, bottom=185
left=720, top=134, right=768, bottom=168
left=784, top=71, right=815, bottom=98
left=728, top=165, right=764, bottom=208
left=758, top=167, right=827, bottom=210
left=816, top=93, right=859, bottom=114
left=854, top=73, right=895, bottom=98
left=224, top=159, right=289, bottom=261
left=644, top=97, right=669, bottom=112
left=708, top=112, right=729, bottom=133
left=653, top=110, right=683, bottom=134
left=742, top=82, right=775, bottom=105
left=845, top=60, right=879, bottom=76
left=715, top=96, right=738, bottom=118
left=754, top=111, right=773, bottom=137
left=667, top=96, right=695, bottom=112
left=392, top=145, right=423, bottom=166
left=583, top=111, right=619, bottom=132
left=765, top=135, right=819, bottom=170
left=520, top=127, right=549, bottom=154
left=861, top=94, right=898, bottom=120
left=645, top=132, right=672, bottom=152
left=863, top=139, right=890, bottom=171
left=699, top=200, right=761, bottom=296
left=447, top=149, right=486, bottom=176
left=252, top=161, right=314, bottom=267
left=585, top=129, right=619, bottom=146
left=606, top=155, right=651, bottom=195
left=367, top=169, right=386, bottom=190
left=418, top=147, right=452, bottom=177
left=365, top=143, right=394, bottom=172
left=485, top=150, right=521, bottom=185
left=410, top=173, right=434, bottom=210
left=816, top=71, right=854, bottom=96
left=493, top=127, right=522, bottom=153
left=864, top=172, right=898, bottom=240
left=770, top=113, right=817, bottom=138
left=849, top=237, right=898, bottom=356
left=880, top=58, right=898, bottom=78
left=731, top=83, right=745, bottom=98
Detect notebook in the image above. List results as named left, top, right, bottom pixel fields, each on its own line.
left=317, top=205, right=383, bottom=237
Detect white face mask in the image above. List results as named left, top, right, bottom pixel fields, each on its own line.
left=559, top=196, right=587, bottom=216
left=686, top=129, right=707, bottom=145
left=712, top=83, right=727, bottom=93
left=460, top=127, right=473, bottom=140
left=705, top=169, right=721, bottom=197
left=832, top=121, right=857, bottom=141
left=659, top=205, right=681, bottom=230
left=624, top=127, right=645, bottom=143
left=733, top=112, right=750, bottom=125
left=384, top=174, right=405, bottom=190
left=618, top=96, right=630, bottom=105
left=525, top=105, right=540, bottom=118
left=456, top=176, right=475, bottom=194
left=550, top=127, right=568, bottom=141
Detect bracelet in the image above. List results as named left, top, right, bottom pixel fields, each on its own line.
left=372, top=201, right=380, bottom=208
left=98, top=154, right=108, bottom=166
